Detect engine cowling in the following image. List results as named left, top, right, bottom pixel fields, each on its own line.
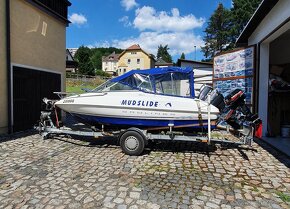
left=198, top=85, right=261, bottom=132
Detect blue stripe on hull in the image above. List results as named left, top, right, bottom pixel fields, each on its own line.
left=71, top=113, right=216, bottom=129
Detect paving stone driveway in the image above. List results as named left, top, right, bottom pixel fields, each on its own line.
left=0, top=132, right=289, bottom=209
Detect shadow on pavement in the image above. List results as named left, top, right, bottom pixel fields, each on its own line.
left=254, top=138, right=290, bottom=168
left=51, top=134, right=255, bottom=159
left=0, top=129, right=257, bottom=160
left=0, top=129, right=38, bottom=143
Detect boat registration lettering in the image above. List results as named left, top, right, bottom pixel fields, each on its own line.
left=121, top=100, right=158, bottom=107
left=63, top=99, right=74, bottom=103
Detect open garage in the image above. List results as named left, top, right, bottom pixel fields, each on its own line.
left=236, top=0, right=290, bottom=155
left=268, top=29, right=290, bottom=137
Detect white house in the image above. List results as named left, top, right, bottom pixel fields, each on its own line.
left=67, top=48, right=78, bottom=57
left=102, top=52, right=119, bottom=75
left=66, top=49, right=78, bottom=73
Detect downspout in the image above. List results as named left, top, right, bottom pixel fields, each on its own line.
left=255, top=43, right=260, bottom=114
left=6, top=0, right=11, bottom=133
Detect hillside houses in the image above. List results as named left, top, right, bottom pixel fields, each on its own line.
left=117, top=44, right=156, bottom=75
left=102, top=52, right=119, bottom=75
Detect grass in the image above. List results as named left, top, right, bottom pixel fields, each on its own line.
left=211, top=132, right=223, bottom=139
left=66, top=77, right=106, bottom=93
left=66, top=85, right=95, bottom=93
left=252, top=186, right=259, bottom=192
left=276, top=191, right=290, bottom=203
left=134, top=180, right=142, bottom=188
left=152, top=152, right=162, bottom=157
left=150, top=164, right=170, bottom=172
left=196, top=191, right=203, bottom=196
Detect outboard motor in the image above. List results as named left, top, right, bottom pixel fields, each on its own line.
left=198, top=85, right=225, bottom=111
left=221, top=89, right=261, bottom=130
left=40, top=98, right=61, bottom=128
left=198, top=85, right=213, bottom=101
left=209, top=89, right=225, bottom=111
left=42, top=98, right=56, bottom=111
left=198, top=85, right=262, bottom=137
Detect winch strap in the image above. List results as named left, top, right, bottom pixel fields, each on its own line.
left=196, top=100, right=203, bottom=127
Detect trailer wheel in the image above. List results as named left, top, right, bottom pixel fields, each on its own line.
left=120, top=131, right=145, bottom=156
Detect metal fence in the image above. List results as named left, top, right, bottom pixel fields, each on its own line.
left=66, top=73, right=111, bottom=81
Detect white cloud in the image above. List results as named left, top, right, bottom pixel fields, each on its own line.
left=119, top=16, right=132, bottom=27
left=110, top=32, right=204, bottom=56
left=121, top=0, right=138, bottom=11
left=69, top=13, right=87, bottom=26
left=133, top=6, right=205, bottom=32
left=86, top=45, right=94, bottom=49
left=91, top=6, right=205, bottom=58
left=93, top=41, right=111, bottom=48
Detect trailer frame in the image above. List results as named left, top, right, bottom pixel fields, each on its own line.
left=35, top=94, right=255, bottom=156
left=35, top=113, right=254, bottom=156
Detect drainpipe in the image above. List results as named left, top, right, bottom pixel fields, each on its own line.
left=6, top=0, right=11, bottom=133
left=255, top=43, right=260, bottom=114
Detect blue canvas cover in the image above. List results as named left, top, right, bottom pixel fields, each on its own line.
left=111, top=67, right=195, bottom=97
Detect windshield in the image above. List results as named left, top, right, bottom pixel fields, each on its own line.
left=92, top=80, right=134, bottom=92
left=92, top=67, right=195, bottom=97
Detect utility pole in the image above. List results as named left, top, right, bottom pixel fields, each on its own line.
left=194, top=46, right=197, bottom=61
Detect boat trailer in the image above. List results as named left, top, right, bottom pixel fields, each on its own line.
left=35, top=97, right=257, bottom=156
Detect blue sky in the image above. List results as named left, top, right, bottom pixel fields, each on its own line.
left=67, top=0, right=232, bottom=61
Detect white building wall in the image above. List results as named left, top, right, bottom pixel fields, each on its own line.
left=102, top=61, right=117, bottom=74
left=179, top=62, right=213, bottom=95
left=259, top=43, right=270, bottom=136
left=123, top=51, right=145, bottom=70
left=248, top=0, right=290, bottom=45
left=247, top=0, right=290, bottom=136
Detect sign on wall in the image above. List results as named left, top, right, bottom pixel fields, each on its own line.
left=213, top=46, right=255, bottom=104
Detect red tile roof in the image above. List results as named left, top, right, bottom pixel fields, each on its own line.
left=127, top=44, right=142, bottom=50
left=118, top=44, right=155, bottom=61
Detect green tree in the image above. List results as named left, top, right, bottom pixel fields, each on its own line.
left=95, top=70, right=110, bottom=77
left=230, top=0, right=261, bottom=43
left=201, top=3, right=232, bottom=60
left=74, top=46, right=95, bottom=75
left=180, top=52, right=185, bottom=59
left=157, top=45, right=173, bottom=63
left=91, top=47, right=123, bottom=70
left=90, top=50, right=103, bottom=70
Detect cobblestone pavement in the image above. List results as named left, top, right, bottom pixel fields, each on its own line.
left=0, top=132, right=289, bottom=209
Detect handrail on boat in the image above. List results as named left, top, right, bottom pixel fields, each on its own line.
left=53, top=92, right=78, bottom=99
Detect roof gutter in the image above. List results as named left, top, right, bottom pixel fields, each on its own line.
left=236, top=0, right=265, bottom=44
left=6, top=0, right=12, bottom=133
left=6, top=0, right=11, bottom=133
left=236, top=0, right=279, bottom=45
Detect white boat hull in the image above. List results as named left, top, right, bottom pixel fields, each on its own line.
left=55, top=91, right=219, bottom=129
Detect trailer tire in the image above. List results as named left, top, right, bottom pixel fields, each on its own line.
left=120, top=131, right=145, bottom=156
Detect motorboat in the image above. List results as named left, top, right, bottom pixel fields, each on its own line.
left=37, top=67, right=262, bottom=156
left=55, top=67, right=220, bottom=130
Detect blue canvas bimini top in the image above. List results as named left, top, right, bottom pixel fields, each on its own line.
left=99, top=67, right=195, bottom=98
left=111, top=66, right=194, bottom=82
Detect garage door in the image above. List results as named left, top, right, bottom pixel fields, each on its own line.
left=13, top=66, right=61, bottom=132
